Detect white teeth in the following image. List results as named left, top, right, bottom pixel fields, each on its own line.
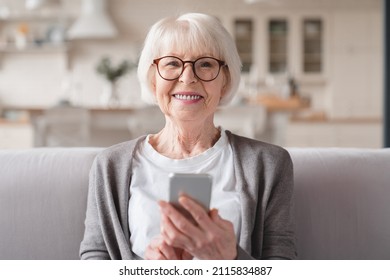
left=175, top=94, right=201, bottom=100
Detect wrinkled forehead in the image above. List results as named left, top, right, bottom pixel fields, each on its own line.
left=155, top=21, right=223, bottom=59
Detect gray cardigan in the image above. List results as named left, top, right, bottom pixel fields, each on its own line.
left=80, top=131, right=297, bottom=260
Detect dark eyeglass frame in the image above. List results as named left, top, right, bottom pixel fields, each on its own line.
left=153, top=56, right=226, bottom=82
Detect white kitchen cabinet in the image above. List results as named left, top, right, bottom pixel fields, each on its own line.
left=268, top=19, right=289, bottom=74
left=234, top=15, right=326, bottom=78
left=234, top=19, right=253, bottom=73
left=266, top=15, right=326, bottom=79
left=302, top=19, right=323, bottom=74
left=328, top=11, right=382, bottom=119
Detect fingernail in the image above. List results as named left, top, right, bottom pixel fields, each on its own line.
left=178, top=196, right=188, bottom=204
left=158, top=201, right=167, bottom=213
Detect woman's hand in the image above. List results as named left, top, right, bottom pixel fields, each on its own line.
left=144, top=235, right=192, bottom=260
left=159, top=197, right=237, bottom=260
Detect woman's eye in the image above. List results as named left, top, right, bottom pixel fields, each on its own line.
left=200, top=62, right=212, bottom=68
left=165, top=60, right=181, bottom=67
left=198, top=60, right=216, bottom=69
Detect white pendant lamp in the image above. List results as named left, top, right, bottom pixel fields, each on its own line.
left=25, top=0, right=46, bottom=10
left=67, top=0, right=117, bottom=39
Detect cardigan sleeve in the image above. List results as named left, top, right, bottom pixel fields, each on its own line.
left=236, top=246, right=255, bottom=260
left=79, top=158, right=110, bottom=260
left=79, top=140, right=139, bottom=260
left=260, top=149, right=297, bottom=259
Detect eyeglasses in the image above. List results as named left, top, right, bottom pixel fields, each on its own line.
left=153, top=56, right=226, bottom=82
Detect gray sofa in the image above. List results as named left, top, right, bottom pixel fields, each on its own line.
left=1, top=147, right=389, bottom=260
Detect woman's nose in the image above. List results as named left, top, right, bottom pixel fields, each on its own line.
left=179, top=64, right=197, bottom=84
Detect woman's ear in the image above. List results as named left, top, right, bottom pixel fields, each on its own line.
left=221, top=69, right=230, bottom=98
left=150, top=72, right=157, bottom=94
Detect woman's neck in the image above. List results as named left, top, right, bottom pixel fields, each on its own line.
left=149, top=118, right=221, bottom=159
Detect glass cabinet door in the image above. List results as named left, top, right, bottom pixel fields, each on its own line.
left=268, top=19, right=288, bottom=73
left=234, top=19, right=253, bottom=73
left=302, top=19, right=323, bottom=73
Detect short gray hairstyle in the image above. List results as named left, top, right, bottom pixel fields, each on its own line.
left=137, top=13, right=242, bottom=105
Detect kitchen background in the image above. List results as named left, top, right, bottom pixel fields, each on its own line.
left=0, top=0, right=384, bottom=148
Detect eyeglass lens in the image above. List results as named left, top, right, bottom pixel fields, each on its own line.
left=156, top=56, right=224, bottom=81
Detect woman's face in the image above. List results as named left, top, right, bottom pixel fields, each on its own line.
left=151, top=51, right=227, bottom=124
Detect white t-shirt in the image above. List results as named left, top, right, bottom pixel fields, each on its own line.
left=128, top=129, right=241, bottom=258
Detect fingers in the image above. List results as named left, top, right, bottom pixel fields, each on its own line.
left=179, top=203, right=236, bottom=259
left=160, top=212, right=196, bottom=250
left=159, top=199, right=211, bottom=236
left=181, top=250, right=193, bottom=260
left=158, top=198, right=237, bottom=259
left=178, top=196, right=216, bottom=230
left=209, top=209, right=237, bottom=259
left=159, top=200, right=201, bottom=249
left=144, top=245, right=166, bottom=260
left=210, top=208, right=234, bottom=232
left=144, top=236, right=181, bottom=260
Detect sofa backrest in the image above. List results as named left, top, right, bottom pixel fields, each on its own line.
left=0, top=148, right=101, bottom=260
left=0, top=147, right=389, bottom=259
left=289, top=148, right=390, bottom=260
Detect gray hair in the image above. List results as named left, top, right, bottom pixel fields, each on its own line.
left=137, top=13, right=242, bottom=105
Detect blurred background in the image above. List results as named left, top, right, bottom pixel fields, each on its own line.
left=0, top=0, right=384, bottom=148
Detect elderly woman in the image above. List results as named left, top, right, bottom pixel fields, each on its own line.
left=80, top=13, right=296, bottom=260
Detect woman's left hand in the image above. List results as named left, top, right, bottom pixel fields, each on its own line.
left=158, top=197, right=237, bottom=260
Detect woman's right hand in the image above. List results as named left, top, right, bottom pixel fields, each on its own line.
left=144, top=235, right=192, bottom=260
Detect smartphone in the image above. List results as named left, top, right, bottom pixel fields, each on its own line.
left=168, top=173, right=212, bottom=212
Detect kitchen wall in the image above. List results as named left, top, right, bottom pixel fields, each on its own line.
left=0, top=0, right=383, bottom=110
left=0, top=0, right=384, bottom=147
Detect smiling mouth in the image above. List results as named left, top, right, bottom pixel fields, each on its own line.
left=173, top=94, right=202, bottom=101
